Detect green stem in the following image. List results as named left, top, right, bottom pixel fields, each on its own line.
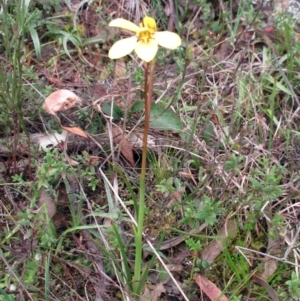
left=133, top=60, right=155, bottom=296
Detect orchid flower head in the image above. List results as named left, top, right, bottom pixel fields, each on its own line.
left=108, top=16, right=181, bottom=63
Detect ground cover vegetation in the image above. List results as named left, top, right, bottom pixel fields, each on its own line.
left=0, top=0, right=300, bottom=300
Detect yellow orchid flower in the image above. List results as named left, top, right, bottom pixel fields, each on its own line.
left=108, top=16, right=181, bottom=62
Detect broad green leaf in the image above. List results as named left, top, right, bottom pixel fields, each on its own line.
left=101, top=102, right=123, bottom=120
left=203, top=122, right=215, bottom=142
left=274, top=81, right=293, bottom=96
left=28, top=26, right=41, bottom=60
left=249, top=177, right=262, bottom=189
left=130, top=100, right=144, bottom=113
left=0, top=288, right=13, bottom=301
left=181, top=104, right=197, bottom=112
left=264, top=75, right=293, bottom=96
left=82, top=36, right=107, bottom=47
left=264, top=109, right=279, bottom=126
left=51, top=29, right=81, bottom=59
left=150, top=103, right=182, bottom=132
left=62, top=33, right=81, bottom=59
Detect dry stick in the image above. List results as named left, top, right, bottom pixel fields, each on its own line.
left=283, top=225, right=300, bottom=260
left=167, top=0, right=175, bottom=32
left=236, top=246, right=300, bottom=268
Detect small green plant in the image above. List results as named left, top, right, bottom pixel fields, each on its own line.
left=180, top=196, right=222, bottom=227
left=132, top=67, right=144, bottom=84
left=80, top=168, right=99, bottom=191
left=23, top=254, right=41, bottom=285
left=230, top=295, right=243, bottom=301
left=185, top=238, right=202, bottom=252
left=269, top=212, right=287, bottom=240
left=156, top=177, right=175, bottom=194
left=225, top=154, right=244, bottom=175
left=248, top=159, right=285, bottom=205
left=36, top=148, right=75, bottom=189
left=286, top=272, right=300, bottom=299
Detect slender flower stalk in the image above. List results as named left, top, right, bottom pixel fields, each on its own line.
left=132, top=61, right=155, bottom=294
left=108, top=15, right=181, bottom=298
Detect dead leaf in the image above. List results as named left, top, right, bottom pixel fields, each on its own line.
left=64, top=152, right=80, bottom=166
left=141, top=283, right=165, bottom=301
left=38, top=130, right=68, bottom=150
left=38, top=187, right=56, bottom=219
left=128, top=133, right=156, bottom=148
left=261, top=239, right=280, bottom=281
left=261, top=231, right=282, bottom=280
left=252, top=275, right=279, bottom=301
left=195, top=275, right=229, bottom=301
left=111, top=126, right=134, bottom=165
left=42, top=89, right=81, bottom=115
left=111, top=126, right=123, bottom=144
left=261, top=206, right=282, bottom=280
left=202, top=219, right=237, bottom=264
left=61, top=125, right=88, bottom=138
left=119, top=139, right=135, bottom=165
left=84, top=154, right=102, bottom=166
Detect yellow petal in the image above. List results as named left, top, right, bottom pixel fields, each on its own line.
left=140, top=16, right=157, bottom=31
left=155, top=31, right=181, bottom=49
left=135, top=39, right=158, bottom=62
left=108, top=36, right=137, bottom=59
left=109, top=18, right=140, bottom=32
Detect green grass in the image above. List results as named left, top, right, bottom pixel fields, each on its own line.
left=1, top=0, right=300, bottom=300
